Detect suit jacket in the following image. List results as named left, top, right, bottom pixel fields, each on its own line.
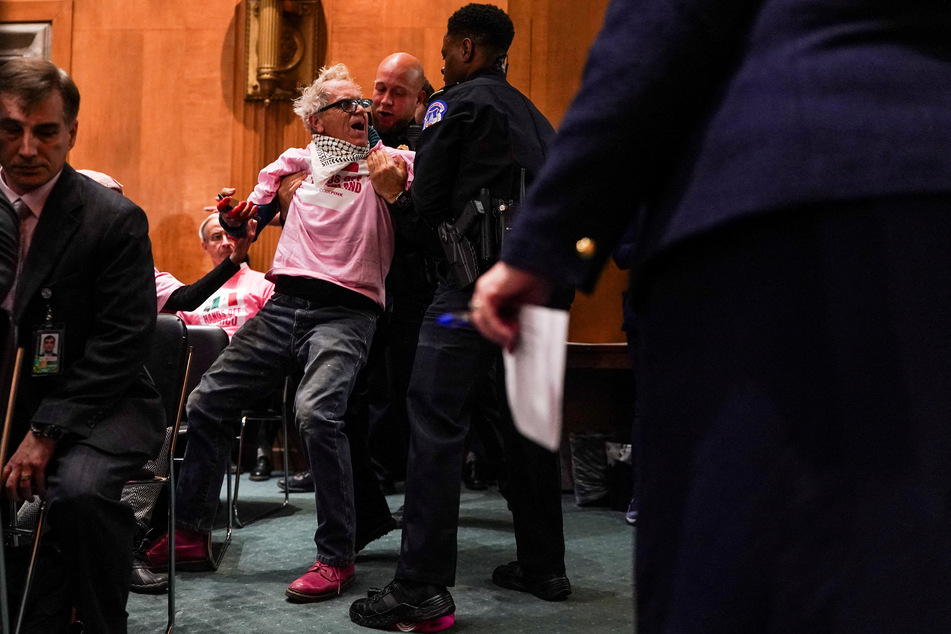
left=12, top=165, right=164, bottom=457
left=0, top=190, right=17, bottom=299
left=501, top=0, right=951, bottom=291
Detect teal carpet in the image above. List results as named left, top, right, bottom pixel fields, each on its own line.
left=128, top=478, right=635, bottom=633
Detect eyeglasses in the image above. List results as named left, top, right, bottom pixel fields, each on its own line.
left=317, top=98, right=372, bottom=114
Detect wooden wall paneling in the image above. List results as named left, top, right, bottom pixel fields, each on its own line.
left=320, top=0, right=475, bottom=99
left=0, top=0, right=73, bottom=68
left=65, top=0, right=244, bottom=283
left=516, top=0, right=626, bottom=343
left=545, top=0, right=628, bottom=344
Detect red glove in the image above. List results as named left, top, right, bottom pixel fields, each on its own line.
left=216, top=197, right=253, bottom=220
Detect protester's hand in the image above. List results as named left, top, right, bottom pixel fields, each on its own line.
left=367, top=149, right=408, bottom=204
left=216, top=195, right=257, bottom=228
left=2, top=433, right=56, bottom=503
left=277, top=172, right=307, bottom=225
left=230, top=218, right=258, bottom=265
left=470, top=262, right=553, bottom=352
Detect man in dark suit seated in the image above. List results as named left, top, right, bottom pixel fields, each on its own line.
left=0, top=57, right=165, bottom=633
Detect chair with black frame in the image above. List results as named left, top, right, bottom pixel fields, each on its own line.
left=176, top=324, right=232, bottom=567
left=230, top=382, right=291, bottom=528
left=10, top=313, right=191, bottom=634
left=170, top=325, right=291, bottom=566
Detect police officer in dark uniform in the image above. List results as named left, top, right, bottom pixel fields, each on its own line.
left=351, top=5, right=571, bottom=630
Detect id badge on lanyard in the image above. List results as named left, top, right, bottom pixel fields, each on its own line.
left=31, top=288, right=64, bottom=377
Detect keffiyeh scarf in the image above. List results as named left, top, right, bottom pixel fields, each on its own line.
left=309, top=135, right=372, bottom=185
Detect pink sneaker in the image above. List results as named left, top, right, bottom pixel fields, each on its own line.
left=285, top=561, right=355, bottom=602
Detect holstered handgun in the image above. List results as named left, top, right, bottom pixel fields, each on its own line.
left=437, top=191, right=487, bottom=289
left=437, top=171, right=524, bottom=289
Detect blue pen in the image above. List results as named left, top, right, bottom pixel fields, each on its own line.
left=437, top=311, right=472, bottom=329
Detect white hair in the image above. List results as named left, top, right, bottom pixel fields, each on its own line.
left=198, top=211, right=220, bottom=242
left=293, top=63, right=360, bottom=133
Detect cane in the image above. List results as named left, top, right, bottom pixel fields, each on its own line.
left=0, top=347, right=25, bottom=634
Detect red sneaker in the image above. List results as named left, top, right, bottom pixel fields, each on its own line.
left=285, top=561, right=355, bottom=602
left=144, top=528, right=213, bottom=572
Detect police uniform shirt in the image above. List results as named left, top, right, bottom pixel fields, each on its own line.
left=411, top=68, right=555, bottom=231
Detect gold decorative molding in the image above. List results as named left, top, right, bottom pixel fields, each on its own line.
left=245, top=0, right=320, bottom=103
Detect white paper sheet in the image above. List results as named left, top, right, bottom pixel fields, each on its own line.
left=502, top=305, right=569, bottom=451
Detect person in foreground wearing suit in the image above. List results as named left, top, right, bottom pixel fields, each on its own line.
left=471, top=0, right=951, bottom=631
left=0, top=57, right=165, bottom=633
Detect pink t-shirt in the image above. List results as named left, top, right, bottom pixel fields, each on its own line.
left=177, top=264, right=275, bottom=338
left=247, top=141, right=414, bottom=308
left=154, top=268, right=184, bottom=312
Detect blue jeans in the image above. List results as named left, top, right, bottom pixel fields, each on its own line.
left=175, top=293, right=377, bottom=565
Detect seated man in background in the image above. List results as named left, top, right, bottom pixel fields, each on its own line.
left=178, top=211, right=274, bottom=338
left=145, top=62, right=415, bottom=603
left=179, top=212, right=277, bottom=483
left=78, top=169, right=265, bottom=317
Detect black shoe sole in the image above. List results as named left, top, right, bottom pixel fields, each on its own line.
left=493, top=569, right=572, bottom=602
left=278, top=480, right=315, bottom=493
left=130, top=581, right=169, bottom=595
left=350, top=591, right=455, bottom=629
left=249, top=473, right=271, bottom=481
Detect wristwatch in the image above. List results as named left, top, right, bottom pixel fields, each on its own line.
left=391, top=190, right=412, bottom=211
left=30, top=422, right=63, bottom=441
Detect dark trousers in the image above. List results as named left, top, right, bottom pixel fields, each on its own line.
left=633, top=197, right=951, bottom=633
left=396, top=280, right=565, bottom=586
left=346, top=365, right=398, bottom=540
left=365, top=283, right=435, bottom=484
left=8, top=443, right=146, bottom=634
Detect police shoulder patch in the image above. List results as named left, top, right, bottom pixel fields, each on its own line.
left=423, top=100, right=448, bottom=130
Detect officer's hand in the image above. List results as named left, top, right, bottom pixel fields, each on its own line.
left=368, top=149, right=408, bottom=204
left=2, top=433, right=55, bottom=503
left=230, top=218, right=258, bottom=265
left=470, top=262, right=553, bottom=352
left=277, top=172, right=307, bottom=224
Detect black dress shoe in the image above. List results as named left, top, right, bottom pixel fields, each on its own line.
left=350, top=579, right=455, bottom=630
left=249, top=456, right=272, bottom=481
left=130, top=552, right=169, bottom=594
left=378, top=477, right=397, bottom=496
left=462, top=460, right=488, bottom=491
left=492, top=561, right=571, bottom=601
left=355, top=516, right=399, bottom=553
left=278, top=470, right=315, bottom=493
